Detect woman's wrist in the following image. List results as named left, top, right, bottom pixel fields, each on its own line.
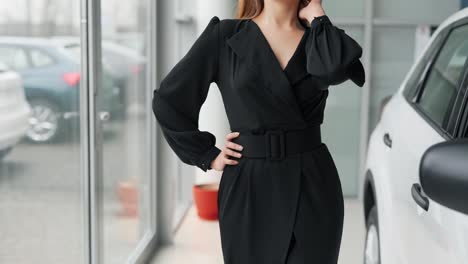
left=304, top=4, right=326, bottom=24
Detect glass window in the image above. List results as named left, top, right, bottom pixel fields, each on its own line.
left=417, top=25, right=468, bottom=128
left=465, top=121, right=468, bottom=138
left=0, top=0, right=155, bottom=262
left=30, top=49, right=55, bottom=67
left=464, top=105, right=468, bottom=138
left=99, top=0, right=152, bottom=262
left=0, top=46, right=29, bottom=70
left=465, top=121, right=468, bottom=137
left=403, top=32, right=445, bottom=100
left=0, top=1, right=84, bottom=263
left=62, top=44, right=81, bottom=63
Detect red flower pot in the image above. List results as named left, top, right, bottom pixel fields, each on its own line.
left=193, top=183, right=219, bottom=221
left=117, top=181, right=139, bottom=218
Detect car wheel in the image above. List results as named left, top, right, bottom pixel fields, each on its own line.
left=26, top=98, right=66, bottom=143
left=364, top=206, right=380, bottom=264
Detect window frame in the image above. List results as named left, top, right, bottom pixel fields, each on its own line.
left=403, top=30, right=447, bottom=101
left=461, top=101, right=468, bottom=138
left=404, top=20, right=468, bottom=139
left=455, top=65, right=468, bottom=138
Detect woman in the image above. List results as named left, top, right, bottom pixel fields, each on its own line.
left=152, top=0, right=365, bottom=263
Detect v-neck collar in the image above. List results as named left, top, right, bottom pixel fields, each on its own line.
left=248, top=18, right=309, bottom=72
left=226, top=19, right=311, bottom=124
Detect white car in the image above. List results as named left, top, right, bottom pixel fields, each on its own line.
left=0, top=63, right=31, bottom=160
left=362, top=8, right=468, bottom=264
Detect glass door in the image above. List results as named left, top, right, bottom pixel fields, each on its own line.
left=88, top=0, right=154, bottom=262
left=0, top=0, right=157, bottom=263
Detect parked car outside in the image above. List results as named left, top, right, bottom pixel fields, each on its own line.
left=362, top=8, right=468, bottom=264
left=104, top=33, right=145, bottom=55
left=51, top=37, right=147, bottom=116
left=0, top=37, right=122, bottom=143
left=0, top=63, right=31, bottom=160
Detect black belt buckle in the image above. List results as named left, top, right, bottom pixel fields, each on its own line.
left=265, top=130, right=285, bottom=161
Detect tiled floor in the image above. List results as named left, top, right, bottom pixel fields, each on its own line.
left=151, top=199, right=365, bottom=264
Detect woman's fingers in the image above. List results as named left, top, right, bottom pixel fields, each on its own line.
left=225, top=131, right=240, bottom=140
left=223, top=131, right=243, bottom=165
left=225, top=132, right=243, bottom=151
left=224, top=147, right=242, bottom=158
left=226, top=141, right=243, bottom=151
left=223, top=157, right=238, bottom=165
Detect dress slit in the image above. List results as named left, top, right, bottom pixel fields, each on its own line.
left=285, top=232, right=298, bottom=263
left=282, top=167, right=304, bottom=264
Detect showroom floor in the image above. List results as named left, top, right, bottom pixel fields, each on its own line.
left=151, top=199, right=365, bottom=264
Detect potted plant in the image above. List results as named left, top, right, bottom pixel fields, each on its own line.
left=193, top=182, right=219, bottom=220
left=117, top=176, right=139, bottom=218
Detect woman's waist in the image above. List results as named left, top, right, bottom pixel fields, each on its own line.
left=231, top=125, right=322, bottom=160
left=230, top=122, right=322, bottom=135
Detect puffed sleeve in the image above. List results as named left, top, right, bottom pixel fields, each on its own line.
left=152, top=16, right=222, bottom=172
left=304, top=15, right=365, bottom=87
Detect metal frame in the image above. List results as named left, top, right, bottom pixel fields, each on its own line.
left=459, top=61, right=468, bottom=133
left=80, top=0, right=159, bottom=262
left=459, top=90, right=468, bottom=137
left=79, top=0, right=91, bottom=262
left=81, top=0, right=104, bottom=263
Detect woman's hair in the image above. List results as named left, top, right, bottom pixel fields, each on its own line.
left=236, top=0, right=311, bottom=19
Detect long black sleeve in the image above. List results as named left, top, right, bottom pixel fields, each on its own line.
left=304, top=15, right=365, bottom=87
left=152, top=16, right=222, bottom=172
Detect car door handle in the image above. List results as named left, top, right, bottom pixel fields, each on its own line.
left=411, top=183, right=429, bottom=211
left=383, top=133, right=392, bottom=148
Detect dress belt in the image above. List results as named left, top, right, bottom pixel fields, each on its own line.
left=232, top=126, right=322, bottom=160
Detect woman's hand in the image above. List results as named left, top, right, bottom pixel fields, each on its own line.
left=210, top=132, right=243, bottom=171
left=299, top=0, right=326, bottom=26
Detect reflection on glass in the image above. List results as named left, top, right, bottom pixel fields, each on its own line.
left=0, top=1, right=84, bottom=263
left=418, top=25, right=468, bottom=127
left=99, top=0, right=151, bottom=262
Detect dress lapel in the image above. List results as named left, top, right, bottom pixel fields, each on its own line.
left=226, top=19, right=306, bottom=121
left=283, top=39, right=310, bottom=86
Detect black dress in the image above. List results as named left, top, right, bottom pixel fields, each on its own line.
left=152, top=14, right=365, bottom=264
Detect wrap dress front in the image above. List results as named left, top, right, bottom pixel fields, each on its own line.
left=152, top=14, right=365, bottom=264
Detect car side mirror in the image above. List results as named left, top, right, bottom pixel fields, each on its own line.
left=419, top=139, right=468, bottom=215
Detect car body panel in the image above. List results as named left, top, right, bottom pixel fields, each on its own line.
left=0, top=70, right=30, bottom=150
left=0, top=38, right=121, bottom=117
left=384, top=93, right=447, bottom=264
left=364, top=7, right=468, bottom=264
